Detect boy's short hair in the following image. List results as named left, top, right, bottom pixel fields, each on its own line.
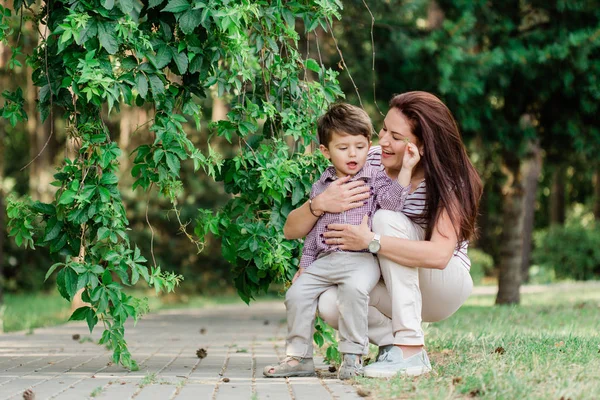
left=317, top=103, right=373, bottom=146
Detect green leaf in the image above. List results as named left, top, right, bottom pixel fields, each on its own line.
left=313, top=331, right=324, bottom=347
left=50, top=232, right=68, bottom=253
left=291, top=184, right=304, bottom=206
left=45, top=262, right=64, bottom=281
left=153, top=148, right=165, bottom=164
left=98, top=186, right=111, bottom=202
left=166, top=152, right=180, bottom=173
left=101, top=0, right=115, bottom=10
left=136, top=74, right=148, bottom=99
left=305, top=59, right=321, bottom=73
left=149, top=75, right=165, bottom=96
left=31, top=201, right=55, bottom=215
left=43, top=217, right=63, bottom=242
left=178, top=9, right=202, bottom=35
left=100, top=173, right=119, bottom=185
left=118, top=0, right=134, bottom=13
left=131, top=265, right=140, bottom=285
left=162, top=0, right=190, bottom=13
left=69, top=306, right=91, bottom=321
left=86, top=309, right=98, bottom=332
left=154, top=45, right=172, bottom=69
left=57, top=267, right=79, bottom=301
left=102, top=270, right=113, bottom=285
left=78, top=19, right=98, bottom=45
left=149, top=0, right=163, bottom=8
left=98, top=22, right=119, bottom=54
left=171, top=49, right=188, bottom=74
left=58, top=190, right=76, bottom=205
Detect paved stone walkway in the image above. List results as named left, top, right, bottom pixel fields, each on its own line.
left=0, top=301, right=364, bottom=400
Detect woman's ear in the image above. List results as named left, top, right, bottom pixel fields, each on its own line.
left=319, top=144, right=331, bottom=160
left=418, top=145, right=424, bottom=156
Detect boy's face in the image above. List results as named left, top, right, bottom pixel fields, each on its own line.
left=320, top=131, right=371, bottom=177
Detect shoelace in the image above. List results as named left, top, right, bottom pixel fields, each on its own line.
left=379, top=351, right=391, bottom=362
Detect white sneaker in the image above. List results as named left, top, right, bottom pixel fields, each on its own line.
left=363, top=346, right=432, bottom=378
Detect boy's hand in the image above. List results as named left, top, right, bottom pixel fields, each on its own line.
left=292, top=268, right=304, bottom=283
left=402, top=142, right=421, bottom=170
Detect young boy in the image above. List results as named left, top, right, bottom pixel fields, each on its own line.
left=264, top=103, right=415, bottom=380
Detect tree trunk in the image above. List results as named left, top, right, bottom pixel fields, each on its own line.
left=520, top=141, right=542, bottom=283
left=25, top=53, right=54, bottom=203
left=0, top=36, right=10, bottom=308
left=594, top=164, right=600, bottom=221
left=549, top=167, right=566, bottom=225
left=0, top=182, right=4, bottom=307
left=0, top=114, right=5, bottom=307
left=496, top=153, right=526, bottom=305
left=211, top=86, right=228, bottom=122
left=427, top=1, right=444, bottom=29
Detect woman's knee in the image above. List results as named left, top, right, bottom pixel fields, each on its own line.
left=372, top=210, right=420, bottom=239
left=317, top=288, right=339, bottom=329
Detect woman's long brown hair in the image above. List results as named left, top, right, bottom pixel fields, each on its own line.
left=390, top=92, right=483, bottom=242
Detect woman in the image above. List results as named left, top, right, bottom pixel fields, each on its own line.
left=283, top=91, right=482, bottom=377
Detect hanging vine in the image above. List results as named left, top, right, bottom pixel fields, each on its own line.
left=2, top=0, right=345, bottom=369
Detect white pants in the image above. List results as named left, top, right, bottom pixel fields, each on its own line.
left=317, top=210, right=473, bottom=346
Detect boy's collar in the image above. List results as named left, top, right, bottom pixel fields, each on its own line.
left=322, top=164, right=375, bottom=182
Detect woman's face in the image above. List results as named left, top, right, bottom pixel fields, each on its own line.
left=378, top=108, right=420, bottom=174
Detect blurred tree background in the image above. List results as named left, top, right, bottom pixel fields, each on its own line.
left=1, top=0, right=599, bottom=307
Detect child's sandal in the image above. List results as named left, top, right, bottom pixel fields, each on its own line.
left=263, top=356, right=316, bottom=377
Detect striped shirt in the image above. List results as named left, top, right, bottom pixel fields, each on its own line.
left=367, top=146, right=471, bottom=271
left=299, top=164, right=411, bottom=268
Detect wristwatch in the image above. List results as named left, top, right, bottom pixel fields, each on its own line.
left=368, top=233, right=381, bottom=254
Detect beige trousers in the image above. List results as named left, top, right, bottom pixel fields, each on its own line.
left=317, top=210, right=473, bottom=346
left=285, top=252, right=380, bottom=357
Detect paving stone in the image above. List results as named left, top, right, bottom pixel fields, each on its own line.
left=176, top=383, right=216, bottom=399
left=0, top=301, right=363, bottom=399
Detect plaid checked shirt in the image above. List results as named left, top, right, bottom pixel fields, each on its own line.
left=299, top=164, right=411, bottom=268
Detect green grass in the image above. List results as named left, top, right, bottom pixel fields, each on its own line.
left=355, top=282, right=600, bottom=399
left=0, top=289, right=248, bottom=333
left=1, top=292, right=73, bottom=333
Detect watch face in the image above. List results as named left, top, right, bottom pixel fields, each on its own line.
left=369, top=241, right=381, bottom=253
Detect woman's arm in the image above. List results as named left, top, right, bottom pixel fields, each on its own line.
left=283, top=176, right=371, bottom=239
left=323, top=209, right=458, bottom=270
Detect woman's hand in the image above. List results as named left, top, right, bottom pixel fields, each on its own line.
left=312, top=175, right=371, bottom=214
left=403, top=142, right=421, bottom=171
left=323, top=215, right=374, bottom=251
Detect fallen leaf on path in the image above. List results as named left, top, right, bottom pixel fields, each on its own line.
left=72, top=334, right=80, bottom=340
left=23, top=389, right=35, bottom=400
left=356, top=387, right=371, bottom=397
left=196, top=348, right=207, bottom=359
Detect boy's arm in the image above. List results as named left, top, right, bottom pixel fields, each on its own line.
left=295, top=178, right=325, bottom=268
left=298, top=228, right=318, bottom=268
left=372, top=170, right=411, bottom=212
